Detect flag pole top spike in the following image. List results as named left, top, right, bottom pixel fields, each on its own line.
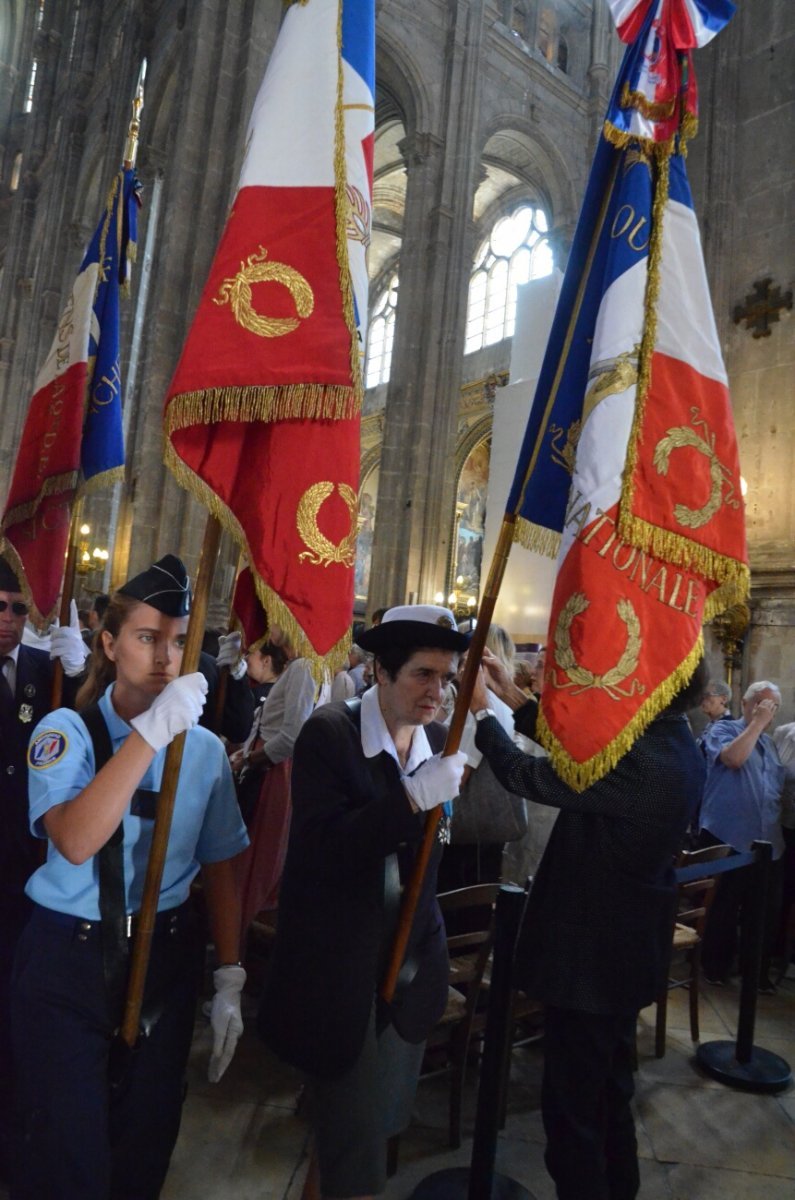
left=123, top=58, right=147, bottom=170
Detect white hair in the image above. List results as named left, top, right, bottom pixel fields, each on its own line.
left=706, top=680, right=732, bottom=702
left=743, top=680, right=781, bottom=704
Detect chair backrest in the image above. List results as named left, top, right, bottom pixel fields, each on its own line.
left=437, top=883, right=502, bottom=1009
left=675, top=844, right=733, bottom=933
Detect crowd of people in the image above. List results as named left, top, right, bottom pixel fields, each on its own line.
left=0, top=551, right=792, bottom=1200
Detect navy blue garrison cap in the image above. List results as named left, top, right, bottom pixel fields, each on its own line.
left=118, top=554, right=191, bottom=617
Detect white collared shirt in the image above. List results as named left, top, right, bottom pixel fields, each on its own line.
left=451, top=685, right=517, bottom=768
left=360, top=684, right=432, bottom=777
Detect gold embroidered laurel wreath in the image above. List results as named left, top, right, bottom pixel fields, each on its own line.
left=297, top=482, right=359, bottom=568
left=214, top=246, right=314, bottom=339
left=552, top=591, right=645, bottom=700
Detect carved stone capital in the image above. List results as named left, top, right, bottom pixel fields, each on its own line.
left=69, top=219, right=93, bottom=249
left=398, top=131, right=443, bottom=170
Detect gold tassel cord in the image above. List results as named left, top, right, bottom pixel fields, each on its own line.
left=617, top=149, right=668, bottom=548
left=164, top=383, right=360, bottom=434
left=537, top=635, right=705, bottom=793
left=513, top=517, right=561, bottom=560
left=95, top=174, right=121, bottom=304
left=703, top=570, right=752, bottom=625
left=163, top=440, right=352, bottom=683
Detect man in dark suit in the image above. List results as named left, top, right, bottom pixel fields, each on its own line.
left=0, top=557, right=88, bottom=1179
left=471, top=654, right=707, bottom=1200
left=258, top=605, right=468, bottom=1200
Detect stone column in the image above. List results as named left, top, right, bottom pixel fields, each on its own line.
left=119, top=0, right=278, bottom=599
left=367, top=0, right=488, bottom=611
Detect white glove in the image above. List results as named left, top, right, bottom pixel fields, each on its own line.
left=208, top=964, right=246, bottom=1082
left=130, top=672, right=208, bottom=752
left=49, top=599, right=90, bottom=677
left=216, top=632, right=247, bottom=680
left=403, top=751, right=468, bottom=812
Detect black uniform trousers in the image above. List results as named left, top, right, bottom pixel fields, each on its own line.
left=10, top=902, right=201, bottom=1200
left=541, top=1006, right=640, bottom=1200
left=0, top=893, right=31, bottom=1181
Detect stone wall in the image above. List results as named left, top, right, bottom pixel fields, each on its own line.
left=0, top=0, right=791, bottom=658
left=687, top=0, right=795, bottom=705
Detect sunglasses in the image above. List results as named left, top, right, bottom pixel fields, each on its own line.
left=0, top=600, right=28, bottom=616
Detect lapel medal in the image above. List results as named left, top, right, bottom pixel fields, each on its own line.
left=19, top=704, right=33, bottom=724
left=24, top=683, right=36, bottom=698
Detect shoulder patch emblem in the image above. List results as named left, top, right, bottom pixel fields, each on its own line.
left=28, top=730, right=69, bottom=770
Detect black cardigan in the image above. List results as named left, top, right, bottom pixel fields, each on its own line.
left=476, top=704, right=705, bottom=1015
left=258, top=700, right=449, bottom=1078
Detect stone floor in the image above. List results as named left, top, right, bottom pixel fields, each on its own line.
left=156, top=971, right=795, bottom=1200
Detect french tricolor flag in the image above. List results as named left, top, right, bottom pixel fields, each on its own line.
left=606, top=0, right=735, bottom=145
left=505, top=0, right=746, bottom=790
left=164, top=0, right=375, bottom=675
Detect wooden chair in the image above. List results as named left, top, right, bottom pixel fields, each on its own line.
left=654, top=843, right=732, bottom=1058
left=421, top=883, right=502, bottom=1149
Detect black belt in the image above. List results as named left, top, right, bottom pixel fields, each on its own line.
left=33, top=900, right=192, bottom=940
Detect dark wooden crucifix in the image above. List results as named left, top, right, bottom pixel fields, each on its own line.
left=733, top=277, right=792, bottom=339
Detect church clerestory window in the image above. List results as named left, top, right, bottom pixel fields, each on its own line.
left=365, top=271, right=399, bottom=389
left=465, top=205, right=553, bottom=354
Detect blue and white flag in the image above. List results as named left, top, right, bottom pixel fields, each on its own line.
left=82, top=167, right=142, bottom=484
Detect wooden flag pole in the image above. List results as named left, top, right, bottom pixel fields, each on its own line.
left=49, top=506, right=83, bottom=709
left=380, top=515, right=516, bottom=1004
left=379, top=148, right=624, bottom=1003
left=212, top=551, right=243, bottom=734
left=119, top=513, right=221, bottom=1047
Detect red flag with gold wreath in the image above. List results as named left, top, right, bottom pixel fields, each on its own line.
left=163, top=0, right=374, bottom=675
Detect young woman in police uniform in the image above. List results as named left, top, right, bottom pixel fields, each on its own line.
left=10, top=555, right=249, bottom=1200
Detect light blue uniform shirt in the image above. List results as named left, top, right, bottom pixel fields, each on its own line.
left=25, top=684, right=249, bottom=919
left=699, top=716, right=785, bottom=859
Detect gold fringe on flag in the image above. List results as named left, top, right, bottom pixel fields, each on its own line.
left=604, top=116, right=698, bottom=160
left=1, top=471, right=79, bottom=532
left=164, top=383, right=360, bottom=435
left=618, top=511, right=751, bottom=593
left=163, top=439, right=352, bottom=683
left=81, top=464, right=126, bottom=497
left=513, top=517, right=561, bottom=560
left=620, top=82, right=676, bottom=121
left=536, top=635, right=705, bottom=793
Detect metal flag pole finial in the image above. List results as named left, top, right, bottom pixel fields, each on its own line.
left=123, top=58, right=147, bottom=170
